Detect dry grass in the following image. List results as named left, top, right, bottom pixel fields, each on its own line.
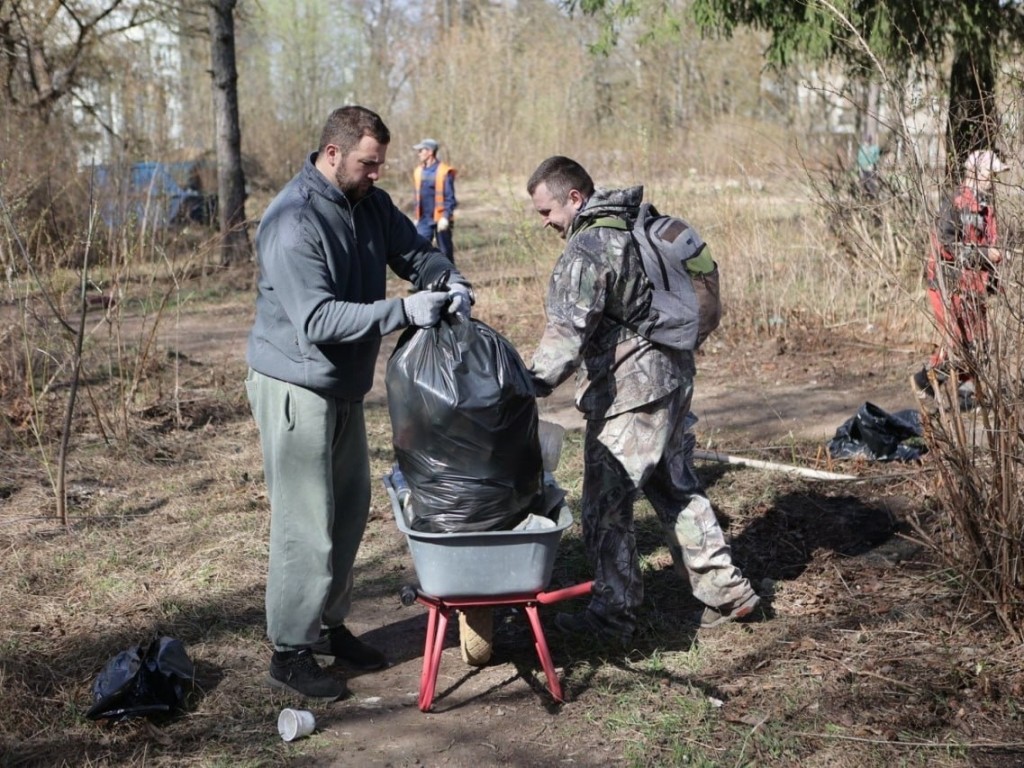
left=908, top=246, right=1024, bottom=642
left=3, top=174, right=1024, bottom=767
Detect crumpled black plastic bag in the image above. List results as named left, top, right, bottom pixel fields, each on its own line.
left=827, top=402, right=926, bottom=462
left=86, top=636, right=195, bottom=722
left=386, top=317, right=544, bottom=532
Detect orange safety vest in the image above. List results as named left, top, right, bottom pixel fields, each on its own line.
left=413, top=162, right=456, bottom=222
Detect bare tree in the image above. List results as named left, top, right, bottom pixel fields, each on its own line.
left=207, top=0, right=249, bottom=264
left=0, top=0, right=154, bottom=122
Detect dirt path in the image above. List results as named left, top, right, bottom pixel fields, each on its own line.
left=127, top=293, right=922, bottom=767
left=156, top=295, right=918, bottom=448
left=535, top=338, right=917, bottom=448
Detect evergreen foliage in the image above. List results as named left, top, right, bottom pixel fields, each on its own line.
left=570, top=0, right=1024, bottom=173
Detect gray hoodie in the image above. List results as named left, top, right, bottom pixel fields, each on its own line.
left=246, top=153, right=463, bottom=398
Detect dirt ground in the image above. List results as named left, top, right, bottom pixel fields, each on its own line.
left=91, top=297, right=926, bottom=765
left=6, top=256, right=1022, bottom=767
left=282, top=323, right=925, bottom=767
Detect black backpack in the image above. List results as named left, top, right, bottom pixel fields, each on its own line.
left=584, top=202, right=721, bottom=351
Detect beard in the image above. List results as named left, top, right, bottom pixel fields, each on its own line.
left=335, top=167, right=373, bottom=203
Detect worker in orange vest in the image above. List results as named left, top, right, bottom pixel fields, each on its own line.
left=413, top=138, right=457, bottom=263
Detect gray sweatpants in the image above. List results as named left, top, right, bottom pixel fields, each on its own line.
left=245, top=369, right=370, bottom=651
left=582, top=383, right=752, bottom=639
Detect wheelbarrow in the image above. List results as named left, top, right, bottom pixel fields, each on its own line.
left=383, top=470, right=592, bottom=711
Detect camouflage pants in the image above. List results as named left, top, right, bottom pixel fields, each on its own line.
left=582, top=383, right=753, bottom=638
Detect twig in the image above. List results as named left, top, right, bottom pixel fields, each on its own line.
left=0, top=193, right=75, bottom=335
left=838, top=662, right=920, bottom=694
left=56, top=201, right=96, bottom=528
left=833, top=564, right=856, bottom=597
left=733, top=713, right=769, bottom=768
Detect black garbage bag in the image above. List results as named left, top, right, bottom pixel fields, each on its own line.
left=86, top=636, right=195, bottom=722
left=827, top=402, right=926, bottom=462
left=386, top=317, right=544, bottom=532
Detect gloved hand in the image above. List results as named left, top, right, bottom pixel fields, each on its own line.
left=447, top=282, right=473, bottom=320
left=529, top=371, right=554, bottom=397
left=403, top=290, right=450, bottom=328
left=437, top=216, right=450, bottom=232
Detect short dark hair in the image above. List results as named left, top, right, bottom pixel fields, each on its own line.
left=318, top=106, right=391, bottom=155
left=527, top=156, right=595, bottom=202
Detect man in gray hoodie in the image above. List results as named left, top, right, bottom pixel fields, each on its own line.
left=246, top=105, right=472, bottom=700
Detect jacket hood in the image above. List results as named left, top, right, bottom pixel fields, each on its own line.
left=304, top=151, right=388, bottom=209
left=573, top=185, right=644, bottom=233
left=303, top=152, right=348, bottom=206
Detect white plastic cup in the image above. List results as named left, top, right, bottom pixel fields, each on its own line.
left=278, top=708, right=316, bottom=742
left=538, top=420, right=565, bottom=472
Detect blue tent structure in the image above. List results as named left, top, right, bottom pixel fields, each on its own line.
left=89, top=162, right=216, bottom=230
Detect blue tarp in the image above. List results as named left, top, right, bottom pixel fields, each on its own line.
left=89, top=162, right=214, bottom=229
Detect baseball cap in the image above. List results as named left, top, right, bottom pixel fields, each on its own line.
left=413, top=138, right=438, bottom=152
left=965, top=149, right=1009, bottom=176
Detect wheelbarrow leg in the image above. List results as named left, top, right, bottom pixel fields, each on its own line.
left=528, top=580, right=593, bottom=703
left=406, top=582, right=593, bottom=710
left=524, top=603, right=563, bottom=702
left=419, top=601, right=452, bottom=712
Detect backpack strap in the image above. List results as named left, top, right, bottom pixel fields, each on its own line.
left=634, top=203, right=670, bottom=290
left=571, top=215, right=634, bottom=333
left=578, top=215, right=629, bottom=233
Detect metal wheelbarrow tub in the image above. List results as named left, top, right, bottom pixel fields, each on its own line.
left=383, top=473, right=572, bottom=599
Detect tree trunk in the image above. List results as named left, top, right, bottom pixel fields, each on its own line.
left=208, top=0, right=250, bottom=265
left=945, top=43, right=998, bottom=184
left=864, top=79, right=880, bottom=141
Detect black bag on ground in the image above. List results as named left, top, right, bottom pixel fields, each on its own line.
left=827, top=402, right=925, bottom=462
left=86, top=636, right=195, bottom=722
left=386, top=318, right=544, bottom=532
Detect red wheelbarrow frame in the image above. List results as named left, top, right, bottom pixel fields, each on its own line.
left=401, top=581, right=594, bottom=711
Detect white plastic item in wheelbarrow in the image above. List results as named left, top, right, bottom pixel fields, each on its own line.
left=538, top=419, right=565, bottom=473
left=383, top=473, right=572, bottom=598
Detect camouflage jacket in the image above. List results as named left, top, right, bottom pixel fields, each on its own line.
left=530, top=186, right=695, bottom=419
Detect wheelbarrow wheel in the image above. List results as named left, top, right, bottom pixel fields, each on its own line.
left=458, top=607, right=493, bottom=666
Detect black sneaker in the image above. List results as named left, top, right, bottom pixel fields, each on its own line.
left=267, top=649, right=348, bottom=700
left=957, top=381, right=981, bottom=411
left=911, top=369, right=934, bottom=399
left=553, top=610, right=631, bottom=647
left=311, top=625, right=389, bottom=671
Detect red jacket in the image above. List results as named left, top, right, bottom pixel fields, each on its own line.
left=926, top=184, right=997, bottom=295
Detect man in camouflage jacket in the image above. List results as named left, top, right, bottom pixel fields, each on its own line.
left=526, top=156, right=759, bottom=643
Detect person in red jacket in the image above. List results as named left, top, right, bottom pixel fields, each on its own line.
left=413, top=138, right=458, bottom=263
left=912, top=149, right=1010, bottom=409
